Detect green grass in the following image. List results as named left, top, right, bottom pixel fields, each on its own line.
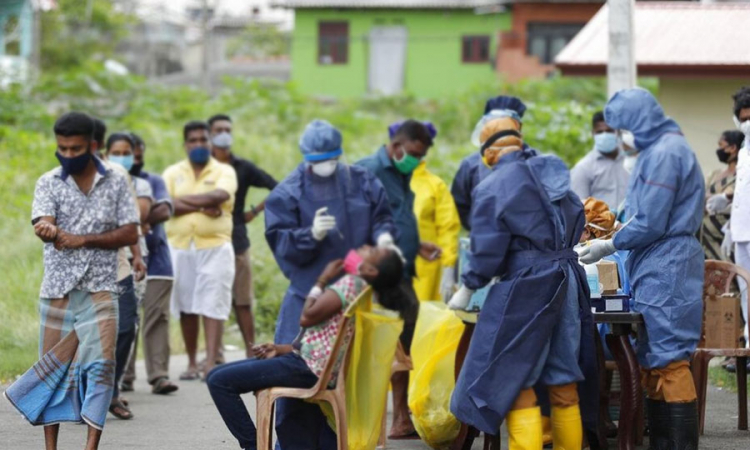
left=708, top=365, right=743, bottom=393
left=0, top=73, right=608, bottom=381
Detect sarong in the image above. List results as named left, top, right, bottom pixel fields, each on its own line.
left=4, top=290, right=118, bottom=430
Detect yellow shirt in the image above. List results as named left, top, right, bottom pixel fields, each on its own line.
left=163, top=158, right=238, bottom=250
left=411, top=162, right=460, bottom=301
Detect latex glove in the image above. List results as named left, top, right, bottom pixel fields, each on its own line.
left=440, top=266, right=457, bottom=302
left=721, top=227, right=734, bottom=260
left=377, top=232, right=394, bottom=248
left=578, top=239, right=617, bottom=265
left=706, top=193, right=731, bottom=215
left=448, top=285, right=474, bottom=310
left=312, top=207, right=336, bottom=241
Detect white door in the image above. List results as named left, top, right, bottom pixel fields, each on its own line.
left=368, top=27, right=407, bottom=96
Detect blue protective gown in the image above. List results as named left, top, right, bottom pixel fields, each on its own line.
left=605, top=89, right=705, bottom=370
left=264, top=162, right=396, bottom=449
left=451, top=152, right=491, bottom=230
left=450, top=150, right=595, bottom=434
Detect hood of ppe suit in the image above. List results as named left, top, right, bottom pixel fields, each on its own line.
left=299, top=119, right=343, bottom=160
left=526, top=154, right=571, bottom=202
left=483, top=95, right=527, bottom=117
left=604, top=88, right=681, bottom=151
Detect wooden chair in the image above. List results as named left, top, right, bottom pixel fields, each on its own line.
left=254, top=287, right=372, bottom=450
left=692, top=260, right=750, bottom=435
left=377, top=342, right=413, bottom=449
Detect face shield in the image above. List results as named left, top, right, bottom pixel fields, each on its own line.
left=471, top=109, right=522, bottom=147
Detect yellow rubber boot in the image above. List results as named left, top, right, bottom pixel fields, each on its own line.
left=507, top=407, right=543, bottom=450
left=542, top=416, right=553, bottom=446
left=551, top=405, right=583, bottom=450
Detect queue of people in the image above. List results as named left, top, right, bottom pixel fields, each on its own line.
left=6, top=85, right=750, bottom=450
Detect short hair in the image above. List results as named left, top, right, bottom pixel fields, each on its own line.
left=130, top=132, right=145, bottom=150
left=106, top=132, right=136, bottom=152
left=54, top=112, right=95, bottom=140
left=733, top=87, right=750, bottom=118
left=392, top=119, right=434, bottom=149
left=92, top=117, right=106, bottom=146
left=592, top=111, right=606, bottom=128
left=208, top=114, right=232, bottom=127
left=721, top=130, right=745, bottom=150
left=183, top=120, right=209, bottom=141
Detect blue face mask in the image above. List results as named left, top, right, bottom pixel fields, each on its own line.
left=56, top=150, right=92, bottom=175
left=189, top=147, right=210, bottom=164
left=594, top=132, right=618, bottom=154
left=109, top=154, right=134, bottom=171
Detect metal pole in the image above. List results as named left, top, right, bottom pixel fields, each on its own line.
left=201, top=0, right=210, bottom=92
left=607, top=0, right=636, bottom=98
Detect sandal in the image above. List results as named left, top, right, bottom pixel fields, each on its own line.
left=387, top=430, right=420, bottom=440
left=120, top=380, right=134, bottom=392
left=179, top=369, right=200, bottom=381
left=152, top=377, right=179, bottom=395
left=109, top=399, right=133, bottom=420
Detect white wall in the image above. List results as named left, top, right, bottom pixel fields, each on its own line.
left=659, top=78, right=746, bottom=177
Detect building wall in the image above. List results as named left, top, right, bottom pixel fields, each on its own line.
left=497, top=3, right=601, bottom=82
left=659, top=78, right=745, bottom=177
left=291, top=9, right=510, bottom=98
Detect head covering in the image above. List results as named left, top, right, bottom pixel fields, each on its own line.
left=479, top=117, right=523, bottom=166
left=604, top=88, right=680, bottom=150
left=583, top=197, right=616, bottom=239
left=299, top=119, right=343, bottom=162
left=388, top=120, right=437, bottom=140
left=484, top=96, right=527, bottom=117
left=211, top=132, right=233, bottom=148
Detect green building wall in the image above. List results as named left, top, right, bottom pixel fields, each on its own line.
left=290, top=9, right=510, bottom=98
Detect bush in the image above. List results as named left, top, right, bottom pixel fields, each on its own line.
left=0, top=66, right=607, bottom=380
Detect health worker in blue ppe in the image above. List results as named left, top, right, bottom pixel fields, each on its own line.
left=264, top=119, right=397, bottom=449
left=448, top=117, right=591, bottom=450
left=451, top=95, right=527, bottom=230
left=579, top=88, right=704, bottom=450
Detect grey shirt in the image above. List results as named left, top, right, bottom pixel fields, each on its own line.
left=570, top=149, right=631, bottom=211
left=32, top=158, right=140, bottom=298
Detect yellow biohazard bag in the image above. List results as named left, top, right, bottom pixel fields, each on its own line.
left=407, top=301, right=465, bottom=449
left=318, top=291, right=404, bottom=450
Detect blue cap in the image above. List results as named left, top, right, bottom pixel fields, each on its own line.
left=299, top=120, right=343, bottom=162
left=387, top=120, right=438, bottom=140
left=483, top=96, right=527, bottom=117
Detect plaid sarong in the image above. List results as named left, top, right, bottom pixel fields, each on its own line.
left=4, top=290, right=118, bottom=430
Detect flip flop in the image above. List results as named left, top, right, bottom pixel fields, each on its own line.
left=109, top=399, right=133, bottom=420
left=179, top=370, right=200, bottom=381
left=387, top=430, right=420, bottom=440
left=152, top=378, right=179, bottom=395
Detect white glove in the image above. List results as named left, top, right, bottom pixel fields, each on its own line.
left=448, top=285, right=474, bottom=310
left=312, top=207, right=336, bottom=241
left=377, top=232, right=394, bottom=248
left=440, top=266, right=457, bottom=302
left=578, top=239, right=617, bottom=265
left=721, top=226, right=734, bottom=260
left=706, top=193, right=731, bottom=215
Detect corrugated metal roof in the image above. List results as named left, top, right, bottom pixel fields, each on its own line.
left=555, top=2, right=750, bottom=75
left=270, top=0, right=502, bottom=9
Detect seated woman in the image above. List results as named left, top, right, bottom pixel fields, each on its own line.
left=207, top=245, right=410, bottom=450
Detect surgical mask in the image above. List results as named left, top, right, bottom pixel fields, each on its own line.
left=393, top=146, right=421, bottom=175
left=56, top=150, right=92, bottom=175
left=212, top=132, right=233, bottom=148
left=109, top=154, right=134, bottom=171
left=129, top=163, right=144, bottom=177
left=716, top=147, right=732, bottom=164
left=733, top=115, right=750, bottom=136
left=311, top=160, right=338, bottom=177
left=188, top=147, right=210, bottom=164
left=594, top=132, right=618, bottom=154
left=343, top=250, right=364, bottom=275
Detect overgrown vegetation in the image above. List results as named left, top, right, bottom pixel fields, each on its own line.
left=0, top=65, right=607, bottom=380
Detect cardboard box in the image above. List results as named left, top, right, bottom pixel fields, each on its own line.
left=703, top=295, right=742, bottom=349
left=596, top=260, right=620, bottom=294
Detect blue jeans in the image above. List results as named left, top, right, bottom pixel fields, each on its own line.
left=207, top=353, right=324, bottom=450
left=114, top=276, right=139, bottom=399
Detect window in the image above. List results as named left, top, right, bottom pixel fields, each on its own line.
left=318, top=21, right=349, bottom=65
left=462, top=36, right=491, bottom=63
left=526, top=23, right=585, bottom=64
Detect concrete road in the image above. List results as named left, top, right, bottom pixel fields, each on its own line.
left=1, top=351, right=748, bottom=449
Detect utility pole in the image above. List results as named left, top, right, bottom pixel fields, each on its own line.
left=607, top=0, right=636, bottom=98
left=200, top=0, right=211, bottom=92
left=31, top=0, right=41, bottom=72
